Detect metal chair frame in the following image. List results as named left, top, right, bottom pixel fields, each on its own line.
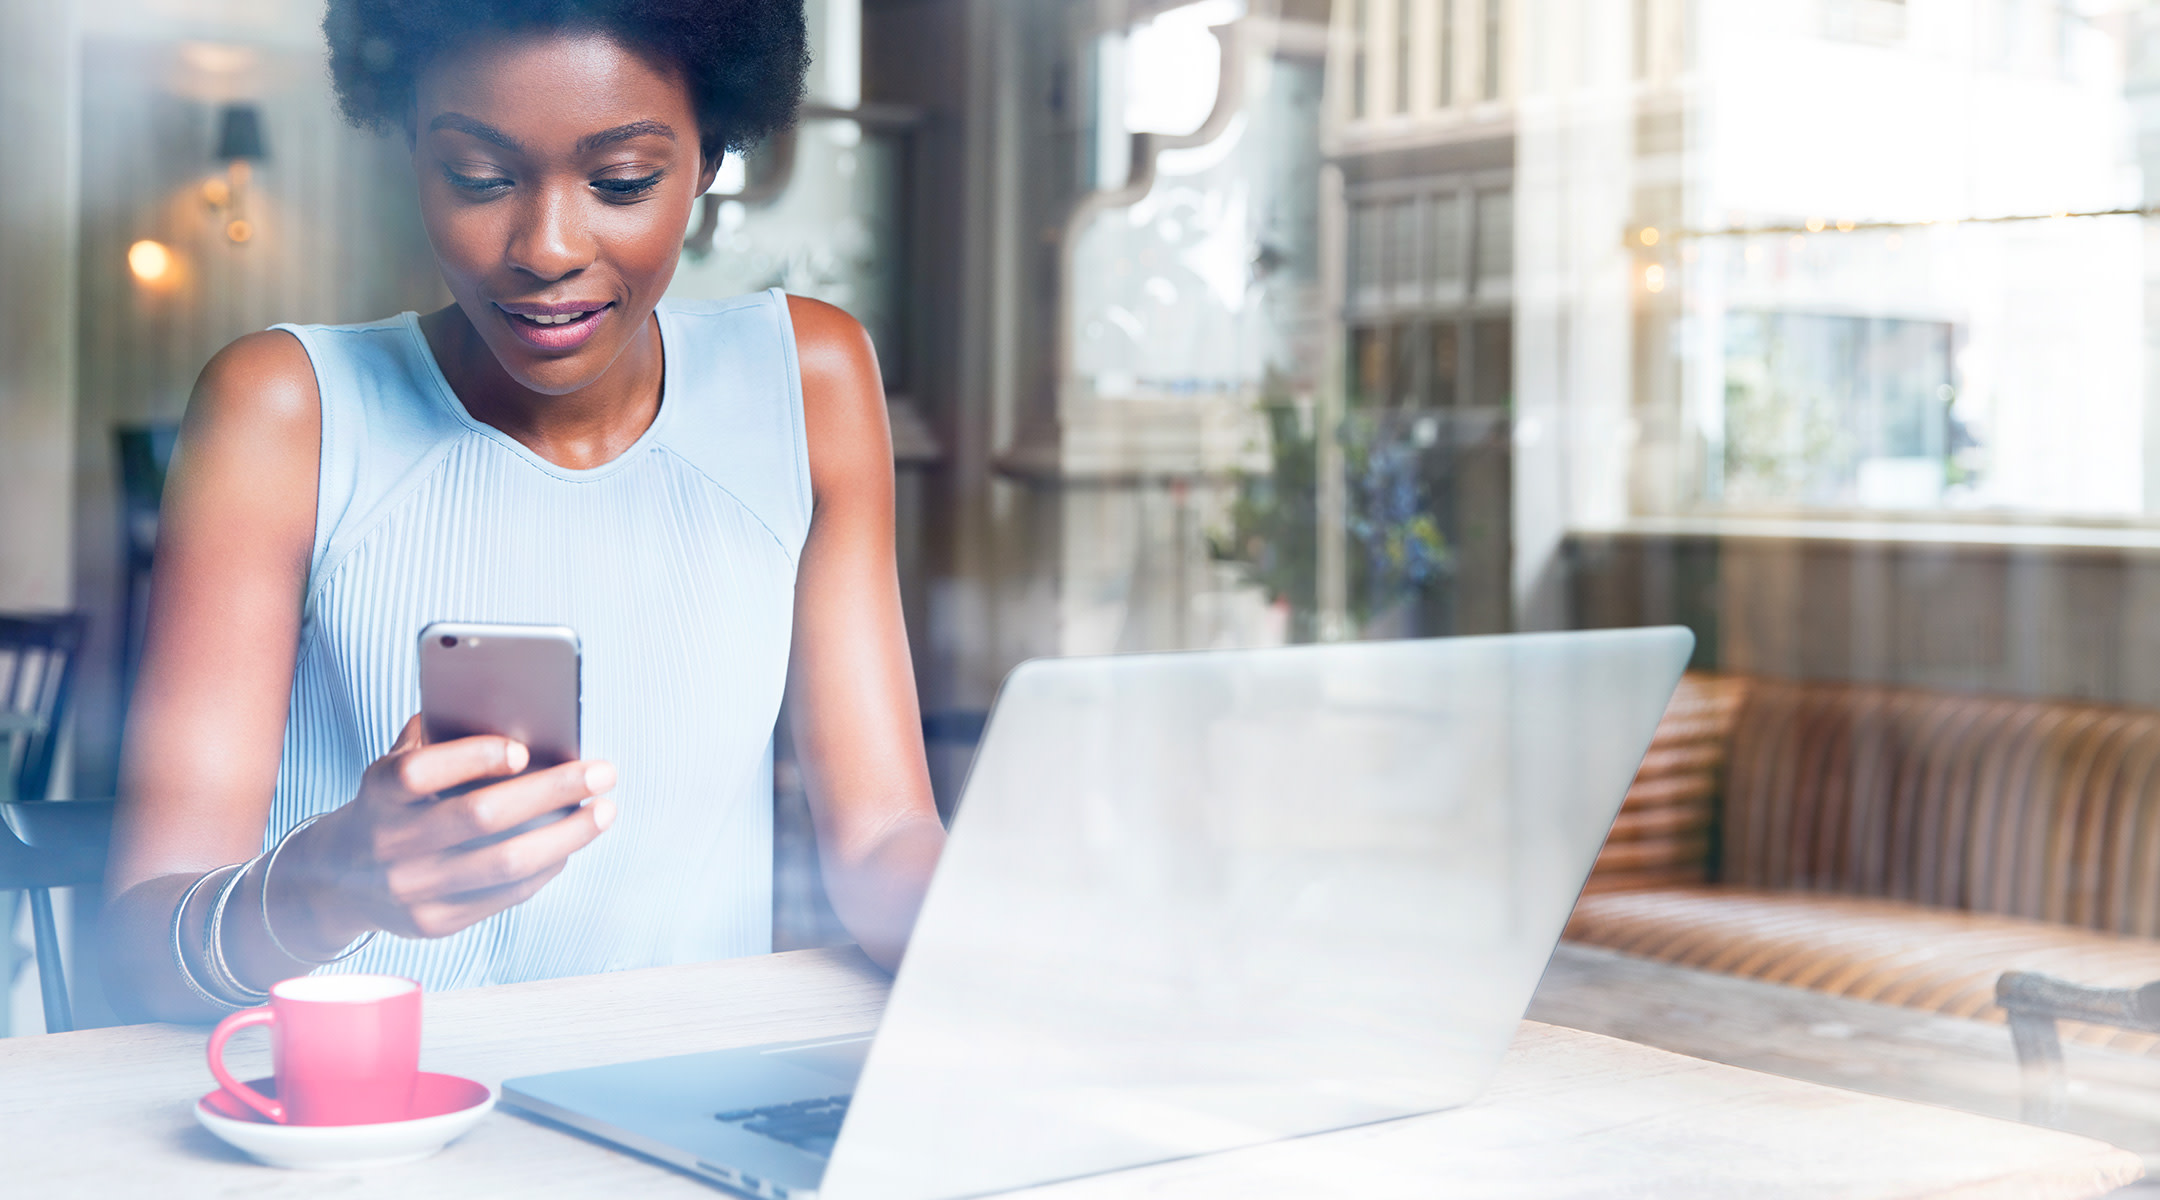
left=0, top=612, right=96, bottom=1033
left=1997, top=969, right=2160, bottom=1126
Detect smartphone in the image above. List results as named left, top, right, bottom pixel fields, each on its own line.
left=418, top=622, right=581, bottom=836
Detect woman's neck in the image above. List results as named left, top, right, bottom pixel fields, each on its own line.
left=418, top=302, right=664, bottom=471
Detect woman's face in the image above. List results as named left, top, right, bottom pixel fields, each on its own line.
left=411, top=31, right=715, bottom=396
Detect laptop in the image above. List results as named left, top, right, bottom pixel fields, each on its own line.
left=504, top=628, right=1694, bottom=1199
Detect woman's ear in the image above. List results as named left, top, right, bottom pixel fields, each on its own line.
left=696, top=149, right=724, bottom=196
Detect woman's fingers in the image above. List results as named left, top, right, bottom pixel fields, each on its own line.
left=381, top=794, right=615, bottom=907
left=387, top=760, right=614, bottom=855
left=370, top=733, right=529, bottom=803
left=387, top=860, right=570, bottom=940
left=333, top=716, right=616, bottom=942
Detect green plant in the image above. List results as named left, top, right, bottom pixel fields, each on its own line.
left=1212, top=376, right=1452, bottom=638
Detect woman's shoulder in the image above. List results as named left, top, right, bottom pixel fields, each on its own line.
left=781, top=295, right=890, bottom=501
left=191, top=329, right=322, bottom=441
left=649, top=291, right=847, bottom=559
left=662, top=288, right=869, bottom=356
left=170, top=331, right=323, bottom=579
left=660, top=290, right=882, bottom=471
left=193, top=313, right=440, bottom=444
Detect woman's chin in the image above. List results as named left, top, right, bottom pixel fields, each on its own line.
left=480, top=335, right=630, bottom=397
left=510, top=363, right=609, bottom=396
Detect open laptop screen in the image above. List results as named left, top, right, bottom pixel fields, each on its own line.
left=823, top=629, right=1691, bottom=1199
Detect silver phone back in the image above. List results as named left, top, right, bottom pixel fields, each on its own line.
left=820, top=627, right=1694, bottom=1200
left=418, top=622, right=581, bottom=767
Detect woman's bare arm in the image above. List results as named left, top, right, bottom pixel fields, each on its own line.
left=104, top=332, right=616, bottom=1022
left=784, top=296, right=946, bottom=971
left=103, top=331, right=323, bottom=1019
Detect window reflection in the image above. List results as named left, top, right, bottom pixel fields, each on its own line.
left=19, top=2, right=2160, bottom=1183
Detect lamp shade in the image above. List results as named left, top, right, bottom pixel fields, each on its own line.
left=214, top=103, right=267, bottom=163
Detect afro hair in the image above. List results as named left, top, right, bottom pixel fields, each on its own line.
left=323, top=0, right=808, bottom=159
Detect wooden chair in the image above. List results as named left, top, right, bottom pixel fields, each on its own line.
left=0, top=612, right=110, bottom=1033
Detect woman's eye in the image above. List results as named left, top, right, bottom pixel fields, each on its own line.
left=593, top=173, right=664, bottom=199
left=445, top=170, right=512, bottom=196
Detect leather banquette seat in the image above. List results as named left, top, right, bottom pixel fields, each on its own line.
left=1568, top=674, right=2160, bottom=1053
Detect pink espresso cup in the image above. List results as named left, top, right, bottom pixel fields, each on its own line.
left=206, top=974, right=422, bottom=1126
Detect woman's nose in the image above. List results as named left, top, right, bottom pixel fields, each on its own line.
left=505, top=185, right=593, bottom=282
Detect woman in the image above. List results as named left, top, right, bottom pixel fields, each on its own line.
left=102, top=0, right=944, bottom=1020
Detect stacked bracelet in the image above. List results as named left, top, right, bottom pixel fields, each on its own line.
left=202, top=860, right=270, bottom=1005
left=170, top=868, right=244, bottom=1013
left=170, top=817, right=380, bottom=1010
left=259, top=815, right=377, bottom=966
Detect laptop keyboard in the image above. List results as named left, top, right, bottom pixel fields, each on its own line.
left=715, top=1095, right=852, bottom=1157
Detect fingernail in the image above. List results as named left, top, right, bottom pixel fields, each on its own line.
left=585, top=762, right=617, bottom=794
left=505, top=741, right=530, bottom=772
left=593, top=797, right=618, bottom=830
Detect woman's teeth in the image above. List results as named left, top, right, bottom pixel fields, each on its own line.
left=522, top=312, right=589, bottom=325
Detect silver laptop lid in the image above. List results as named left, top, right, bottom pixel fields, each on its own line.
left=822, top=628, right=1694, bottom=1200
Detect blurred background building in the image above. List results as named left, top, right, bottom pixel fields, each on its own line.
left=15, top=0, right=2160, bottom=1032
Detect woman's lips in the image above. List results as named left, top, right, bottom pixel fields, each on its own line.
left=496, top=302, right=612, bottom=352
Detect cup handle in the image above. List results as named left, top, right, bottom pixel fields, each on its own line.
left=206, top=1006, right=285, bottom=1123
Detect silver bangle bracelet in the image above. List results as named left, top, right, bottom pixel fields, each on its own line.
left=170, top=868, right=244, bottom=1014
left=204, top=859, right=270, bottom=1005
left=260, top=814, right=378, bottom=966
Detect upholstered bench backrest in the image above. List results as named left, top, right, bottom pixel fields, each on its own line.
left=1720, top=679, right=2160, bottom=937
left=1584, top=673, right=1751, bottom=894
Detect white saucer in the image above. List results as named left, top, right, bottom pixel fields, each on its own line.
left=195, top=1072, right=494, bottom=1170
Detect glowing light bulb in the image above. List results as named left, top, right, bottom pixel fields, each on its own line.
left=1805, top=217, right=1825, bottom=233
left=226, top=219, right=253, bottom=243
left=128, top=240, right=173, bottom=283
left=1644, top=264, right=1666, bottom=293
left=1639, top=227, right=1660, bottom=246
left=1835, top=219, right=1854, bottom=232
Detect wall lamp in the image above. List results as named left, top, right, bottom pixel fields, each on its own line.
left=203, top=102, right=267, bottom=244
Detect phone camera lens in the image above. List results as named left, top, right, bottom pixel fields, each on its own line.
left=440, top=635, right=457, bottom=648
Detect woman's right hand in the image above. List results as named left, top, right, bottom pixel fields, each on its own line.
left=265, top=715, right=617, bottom=955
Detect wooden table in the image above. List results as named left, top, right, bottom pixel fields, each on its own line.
left=1530, top=942, right=2160, bottom=1170
left=0, top=948, right=2141, bottom=1199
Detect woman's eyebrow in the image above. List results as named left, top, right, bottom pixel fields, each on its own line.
left=428, top=112, right=524, bottom=152
left=576, top=120, right=677, bottom=154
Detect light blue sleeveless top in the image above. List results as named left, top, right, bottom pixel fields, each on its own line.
left=267, top=290, right=809, bottom=990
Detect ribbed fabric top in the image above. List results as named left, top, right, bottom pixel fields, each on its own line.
left=268, top=290, right=809, bottom=990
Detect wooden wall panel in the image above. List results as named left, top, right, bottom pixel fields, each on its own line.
left=69, top=36, right=444, bottom=797
left=0, top=4, right=80, bottom=613
left=1569, top=531, right=2160, bottom=709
